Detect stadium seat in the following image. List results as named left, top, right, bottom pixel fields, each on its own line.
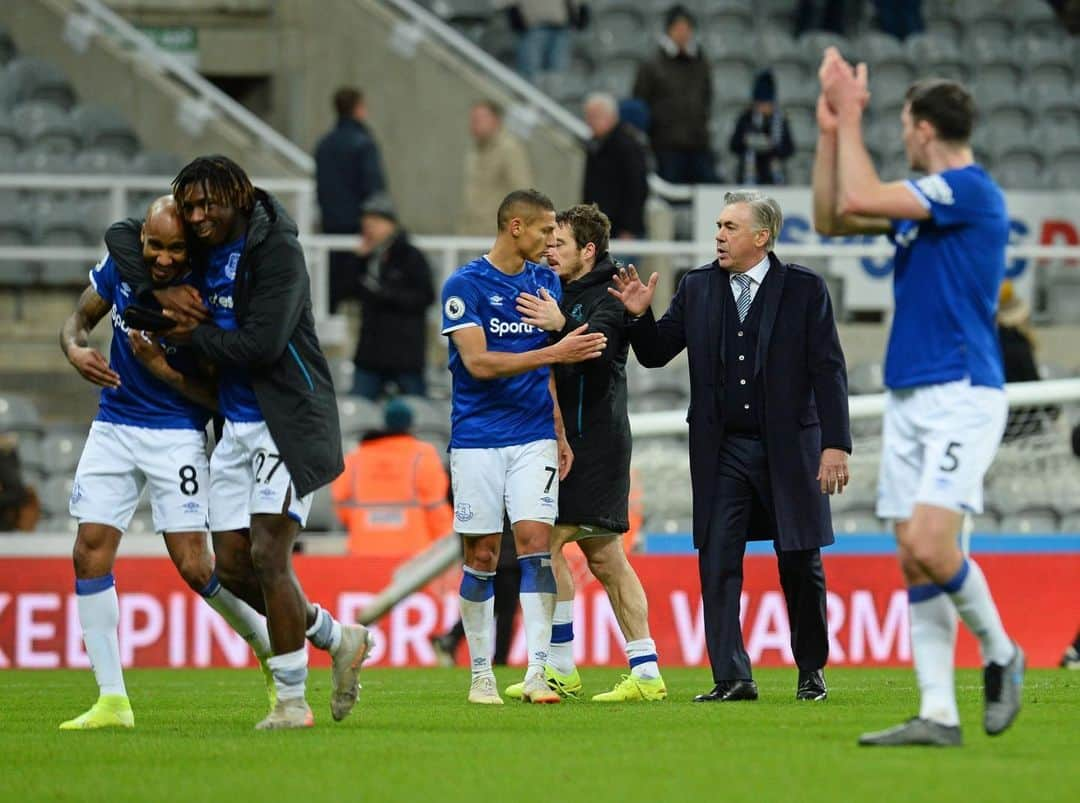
left=848, top=361, right=884, bottom=395
left=0, top=205, right=33, bottom=245
left=994, top=161, right=1046, bottom=191
left=958, top=3, right=1015, bottom=42
left=1059, top=513, right=1080, bottom=534
left=41, top=432, right=85, bottom=475
left=0, top=114, right=20, bottom=157
left=305, top=486, right=338, bottom=532
left=397, top=395, right=450, bottom=433
left=1033, top=84, right=1080, bottom=127
left=0, top=393, right=41, bottom=433
left=130, top=150, right=184, bottom=176
left=337, top=396, right=383, bottom=439
left=15, top=432, right=43, bottom=473
left=1016, top=0, right=1066, bottom=38
left=40, top=475, right=73, bottom=517
left=904, top=32, right=968, bottom=82
left=703, top=0, right=755, bottom=39
left=70, top=104, right=141, bottom=158
left=999, top=512, right=1060, bottom=535
left=5, top=57, right=76, bottom=109
left=592, top=58, right=639, bottom=96
left=969, top=512, right=1001, bottom=534
left=922, top=3, right=964, bottom=41
left=72, top=148, right=130, bottom=175
left=11, top=102, right=79, bottom=155
left=832, top=512, right=884, bottom=534
left=967, top=34, right=1023, bottom=87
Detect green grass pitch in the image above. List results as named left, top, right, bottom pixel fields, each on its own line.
left=2, top=667, right=1077, bottom=803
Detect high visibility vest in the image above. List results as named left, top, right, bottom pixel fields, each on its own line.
left=331, top=434, right=452, bottom=558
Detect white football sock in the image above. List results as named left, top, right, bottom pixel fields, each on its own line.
left=941, top=558, right=1014, bottom=666
left=267, top=647, right=308, bottom=701
left=306, top=604, right=343, bottom=654
left=518, top=553, right=556, bottom=676
left=460, top=566, right=496, bottom=679
left=548, top=599, right=575, bottom=675
left=626, top=637, right=660, bottom=679
left=909, top=585, right=960, bottom=727
left=200, top=574, right=272, bottom=661
left=76, top=574, right=126, bottom=698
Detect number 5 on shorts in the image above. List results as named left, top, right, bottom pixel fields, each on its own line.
left=543, top=465, right=557, bottom=493
left=939, top=441, right=962, bottom=472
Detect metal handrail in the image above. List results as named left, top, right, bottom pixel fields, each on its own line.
left=70, top=0, right=315, bottom=174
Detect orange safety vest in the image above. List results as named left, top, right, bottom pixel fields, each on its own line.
left=331, top=434, right=453, bottom=558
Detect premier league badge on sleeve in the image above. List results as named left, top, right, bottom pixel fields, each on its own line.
left=445, top=296, right=465, bottom=321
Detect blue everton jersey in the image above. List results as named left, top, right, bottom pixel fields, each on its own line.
left=204, top=238, right=263, bottom=423
left=885, top=165, right=1008, bottom=390
left=90, top=255, right=210, bottom=430
left=441, top=256, right=562, bottom=449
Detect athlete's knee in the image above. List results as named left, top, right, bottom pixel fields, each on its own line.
left=583, top=538, right=626, bottom=584
left=72, top=526, right=118, bottom=578
left=466, top=543, right=499, bottom=573
left=249, top=535, right=290, bottom=581
left=175, top=553, right=214, bottom=593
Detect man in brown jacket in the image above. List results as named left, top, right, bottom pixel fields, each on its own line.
left=459, top=101, right=534, bottom=236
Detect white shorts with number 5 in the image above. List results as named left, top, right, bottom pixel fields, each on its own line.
left=876, top=379, right=1007, bottom=520
left=450, top=439, right=559, bottom=533
left=210, top=420, right=312, bottom=531
left=70, top=421, right=210, bottom=533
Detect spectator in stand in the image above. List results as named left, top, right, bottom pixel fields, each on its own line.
left=633, top=5, right=715, bottom=185
left=505, top=0, right=587, bottom=79
left=874, top=0, right=924, bottom=40
left=583, top=93, right=649, bottom=240
left=314, top=87, right=387, bottom=313
left=332, top=399, right=452, bottom=558
left=0, top=434, right=38, bottom=532
left=729, top=70, right=795, bottom=186
left=996, top=281, right=1055, bottom=441
left=795, top=0, right=855, bottom=35
left=346, top=193, right=435, bottom=399
left=459, top=100, right=534, bottom=236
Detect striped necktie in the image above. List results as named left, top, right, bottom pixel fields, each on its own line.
left=733, top=273, right=752, bottom=323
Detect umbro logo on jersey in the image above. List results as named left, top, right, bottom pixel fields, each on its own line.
left=489, top=294, right=504, bottom=306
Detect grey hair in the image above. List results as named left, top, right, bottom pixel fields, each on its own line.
left=722, top=189, right=783, bottom=251
left=583, top=92, right=618, bottom=116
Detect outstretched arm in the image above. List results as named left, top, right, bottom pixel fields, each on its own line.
left=450, top=323, right=606, bottom=381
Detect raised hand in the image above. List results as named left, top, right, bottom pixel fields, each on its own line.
left=607, top=264, right=658, bottom=317
left=516, top=287, right=566, bottom=332
left=551, top=323, right=606, bottom=364
left=67, top=345, right=120, bottom=389
left=816, top=92, right=838, bottom=135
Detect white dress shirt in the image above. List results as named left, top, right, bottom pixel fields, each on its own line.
left=727, top=254, right=771, bottom=306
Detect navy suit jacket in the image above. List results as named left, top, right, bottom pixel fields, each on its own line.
left=628, top=254, right=851, bottom=551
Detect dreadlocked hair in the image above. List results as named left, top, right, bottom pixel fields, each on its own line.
left=172, top=155, right=256, bottom=213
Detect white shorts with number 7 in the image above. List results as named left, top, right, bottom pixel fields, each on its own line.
left=450, top=439, right=559, bottom=534
left=876, top=379, right=1007, bottom=521
left=209, top=420, right=312, bottom=531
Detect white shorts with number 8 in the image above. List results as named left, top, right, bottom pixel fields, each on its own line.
left=70, top=421, right=210, bottom=533
left=450, top=439, right=559, bottom=534
left=209, top=420, right=312, bottom=531
left=876, top=379, right=1007, bottom=521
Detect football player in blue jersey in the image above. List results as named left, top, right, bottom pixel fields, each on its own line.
left=107, top=157, right=369, bottom=730
left=58, top=197, right=275, bottom=730
left=441, top=189, right=607, bottom=704
left=813, top=47, right=1023, bottom=746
